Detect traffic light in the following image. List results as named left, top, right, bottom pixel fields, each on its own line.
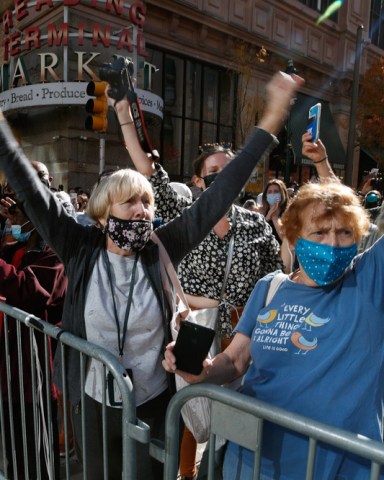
left=85, top=81, right=108, bottom=132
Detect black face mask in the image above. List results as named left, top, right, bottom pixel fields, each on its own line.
left=202, top=172, right=218, bottom=189
left=104, top=216, right=153, bottom=252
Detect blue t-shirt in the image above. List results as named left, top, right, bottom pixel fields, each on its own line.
left=228, top=236, right=384, bottom=479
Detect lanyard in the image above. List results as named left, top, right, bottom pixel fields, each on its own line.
left=102, top=249, right=139, bottom=358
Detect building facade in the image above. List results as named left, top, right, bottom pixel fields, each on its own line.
left=0, top=0, right=383, bottom=193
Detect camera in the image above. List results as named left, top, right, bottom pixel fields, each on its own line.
left=99, top=57, right=134, bottom=102
left=371, top=174, right=383, bottom=191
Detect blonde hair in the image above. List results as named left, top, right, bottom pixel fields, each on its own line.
left=281, top=180, right=370, bottom=245
left=87, top=169, right=154, bottom=223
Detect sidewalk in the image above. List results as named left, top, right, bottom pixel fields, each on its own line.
left=0, top=435, right=206, bottom=478
left=60, top=442, right=207, bottom=479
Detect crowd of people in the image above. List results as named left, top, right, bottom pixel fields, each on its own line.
left=1, top=64, right=384, bottom=480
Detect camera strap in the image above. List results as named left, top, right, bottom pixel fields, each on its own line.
left=125, top=70, right=159, bottom=160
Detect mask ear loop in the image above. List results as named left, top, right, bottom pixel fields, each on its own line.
left=283, top=239, right=295, bottom=274
left=288, top=246, right=295, bottom=273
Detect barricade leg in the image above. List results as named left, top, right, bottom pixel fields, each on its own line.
left=72, top=391, right=166, bottom=480
left=2, top=398, right=59, bottom=480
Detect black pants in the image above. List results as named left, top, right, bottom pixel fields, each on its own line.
left=72, top=390, right=171, bottom=480
left=3, top=399, right=60, bottom=480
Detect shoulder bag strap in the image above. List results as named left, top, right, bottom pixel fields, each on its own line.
left=151, top=232, right=190, bottom=315
left=219, top=207, right=238, bottom=302
left=265, top=272, right=287, bottom=306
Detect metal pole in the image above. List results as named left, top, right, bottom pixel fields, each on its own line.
left=284, top=60, right=297, bottom=185
left=284, top=113, right=291, bottom=185
left=345, top=25, right=364, bottom=187
left=99, top=134, right=106, bottom=174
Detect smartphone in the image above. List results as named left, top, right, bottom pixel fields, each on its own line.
left=307, top=103, right=322, bottom=142
left=173, top=320, right=215, bottom=375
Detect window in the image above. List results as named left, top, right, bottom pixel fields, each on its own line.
left=370, top=0, right=384, bottom=49
left=297, top=0, right=339, bottom=22
left=144, top=47, right=237, bottom=181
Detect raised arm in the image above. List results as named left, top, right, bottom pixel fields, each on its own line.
left=301, top=132, right=338, bottom=181
left=157, top=71, right=305, bottom=265
left=113, top=96, right=192, bottom=223
left=115, top=72, right=303, bottom=175
left=260, top=72, right=303, bottom=136
left=0, top=112, right=84, bottom=264
left=114, top=98, right=155, bottom=177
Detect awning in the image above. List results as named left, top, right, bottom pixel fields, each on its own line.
left=289, top=93, right=345, bottom=167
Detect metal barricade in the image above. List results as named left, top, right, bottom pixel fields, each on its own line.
left=164, top=383, right=384, bottom=480
left=4, top=300, right=384, bottom=480
left=0, top=302, right=150, bottom=480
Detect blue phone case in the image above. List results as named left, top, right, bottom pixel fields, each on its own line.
left=307, top=103, right=321, bottom=142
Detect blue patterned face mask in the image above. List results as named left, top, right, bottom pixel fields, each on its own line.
left=294, top=238, right=357, bottom=286
left=266, top=193, right=281, bottom=206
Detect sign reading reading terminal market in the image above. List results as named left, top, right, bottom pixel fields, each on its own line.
left=0, top=0, right=163, bottom=118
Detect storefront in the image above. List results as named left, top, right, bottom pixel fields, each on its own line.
left=0, top=1, right=165, bottom=191
left=0, top=0, right=379, bottom=192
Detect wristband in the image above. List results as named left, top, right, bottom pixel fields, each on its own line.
left=313, top=155, right=328, bottom=165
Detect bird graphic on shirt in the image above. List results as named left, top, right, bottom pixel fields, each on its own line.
left=256, top=309, right=277, bottom=324
left=291, top=331, right=318, bottom=354
left=302, top=312, right=330, bottom=331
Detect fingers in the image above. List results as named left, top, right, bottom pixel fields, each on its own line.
left=302, top=131, right=312, bottom=143
left=291, top=73, right=305, bottom=87
left=302, top=132, right=327, bottom=162
left=105, top=89, right=116, bottom=108
left=162, top=342, right=211, bottom=384
left=0, top=197, right=16, bottom=219
left=162, top=341, right=177, bottom=373
left=271, top=71, right=305, bottom=94
left=268, top=203, right=279, bottom=216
